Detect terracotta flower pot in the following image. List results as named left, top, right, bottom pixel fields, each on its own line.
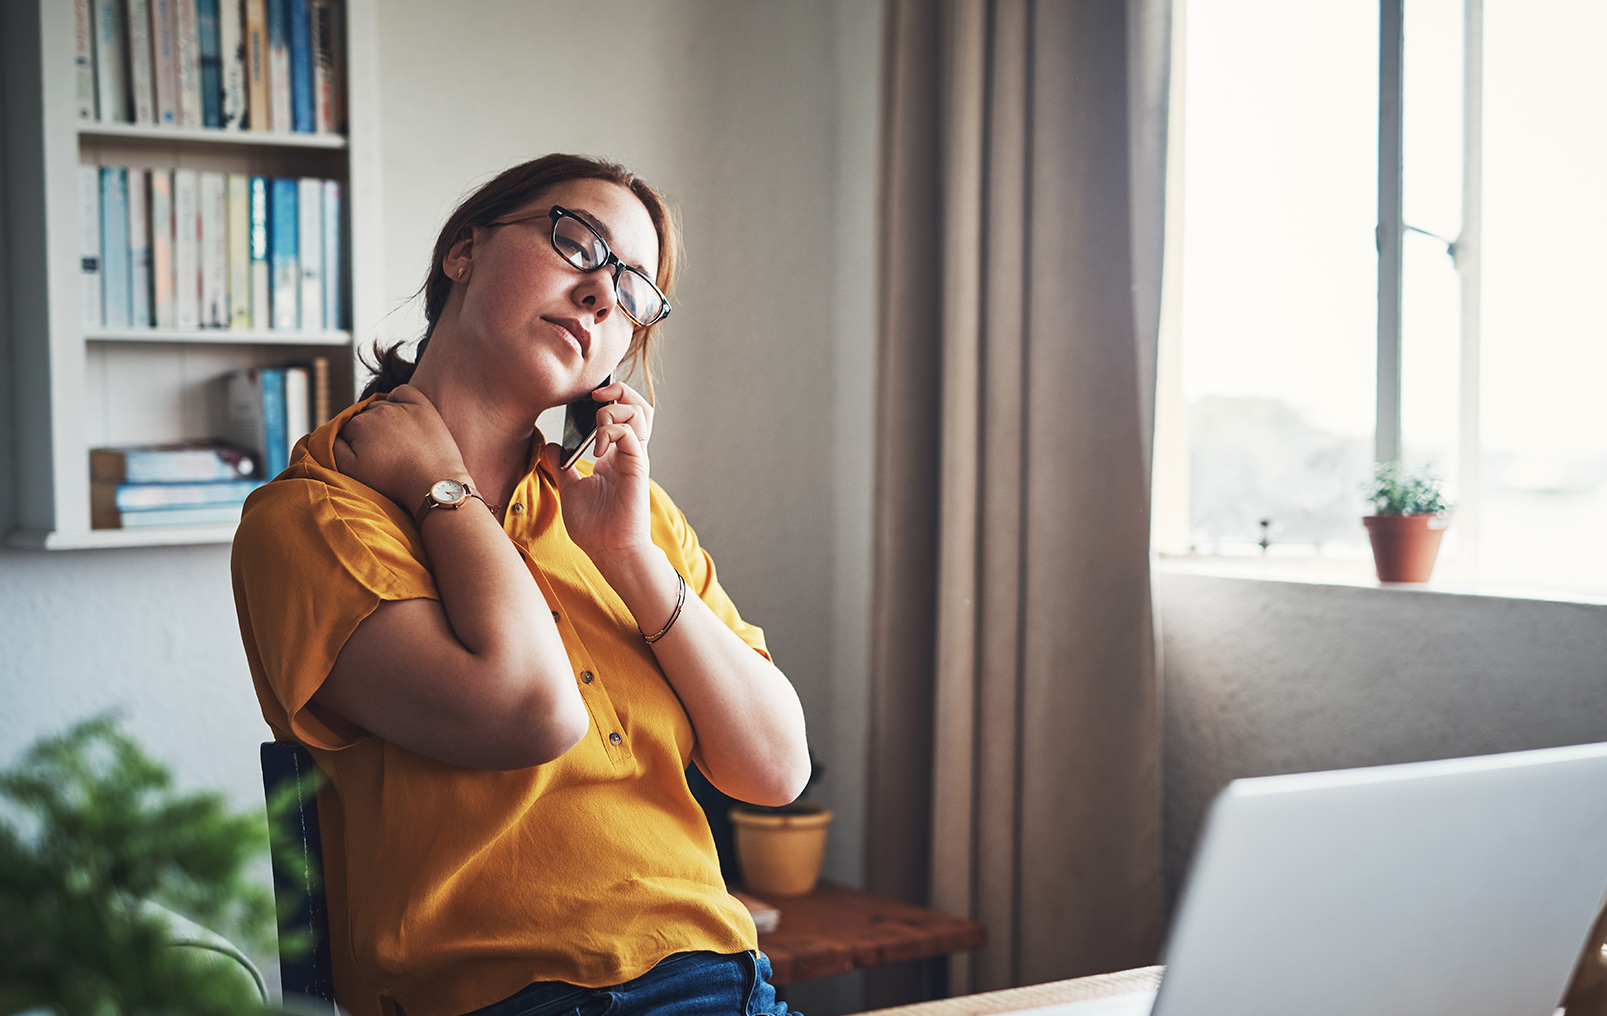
left=729, top=804, right=833, bottom=898
left=1363, top=513, right=1449, bottom=583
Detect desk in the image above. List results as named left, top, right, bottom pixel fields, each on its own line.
left=850, top=966, right=1164, bottom=1015
left=752, top=882, right=986, bottom=985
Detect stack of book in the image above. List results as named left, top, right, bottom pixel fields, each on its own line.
left=75, top=0, right=344, bottom=135
left=82, top=166, right=341, bottom=333
left=90, top=441, right=261, bottom=529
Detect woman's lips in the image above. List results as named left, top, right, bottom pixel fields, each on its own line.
left=542, top=316, right=591, bottom=357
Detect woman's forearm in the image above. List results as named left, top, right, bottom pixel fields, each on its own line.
left=598, top=548, right=811, bottom=806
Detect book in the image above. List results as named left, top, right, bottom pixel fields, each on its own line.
left=91, top=441, right=256, bottom=482
left=219, top=0, right=246, bottom=129
left=94, top=0, right=128, bottom=124
left=92, top=502, right=246, bottom=529
left=128, top=168, right=152, bottom=328
left=297, top=177, right=322, bottom=330
left=222, top=366, right=288, bottom=479
left=100, top=167, right=131, bottom=329
left=266, top=0, right=291, bottom=131
left=75, top=0, right=97, bottom=121
left=244, top=0, right=268, bottom=130
left=93, top=478, right=260, bottom=512
left=310, top=354, right=330, bottom=426
left=126, top=0, right=156, bottom=124
left=151, top=0, right=178, bottom=126
left=150, top=170, right=175, bottom=328
left=173, top=168, right=199, bottom=330
left=269, top=177, right=298, bottom=329
left=249, top=175, right=270, bottom=328
left=309, top=0, right=337, bottom=134
left=321, top=178, right=341, bottom=329
left=288, top=0, right=313, bottom=132
left=199, top=171, right=227, bottom=327
left=284, top=364, right=310, bottom=461
left=197, top=0, right=221, bottom=128
left=80, top=165, right=103, bottom=328
left=227, top=173, right=251, bottom=329
left=174, top=0, right=202, bottom=127
left=730, top=891, right=781, bottom=934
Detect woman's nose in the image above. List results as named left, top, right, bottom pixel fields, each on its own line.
left=573, top=271, right=617, bottom=321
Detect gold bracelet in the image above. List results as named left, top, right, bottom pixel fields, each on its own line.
left=641, top=572, right=687, bottom=644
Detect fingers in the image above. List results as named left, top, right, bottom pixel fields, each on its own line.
left=591, top=421, right=642, bottom=463
left=594, top=401, right=651, bottom=446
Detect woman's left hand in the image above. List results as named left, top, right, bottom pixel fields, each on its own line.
left=542, top=379, right=657, bottom=570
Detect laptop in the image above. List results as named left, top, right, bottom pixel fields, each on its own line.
left=1040, top=742, right=1607, bottom=1016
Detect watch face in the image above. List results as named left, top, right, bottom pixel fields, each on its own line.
left=430, top=479, right=468, bottom=506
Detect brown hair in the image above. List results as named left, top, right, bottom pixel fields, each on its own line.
left=361, top=153, right=681, bottom=401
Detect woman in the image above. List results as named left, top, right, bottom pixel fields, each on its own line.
left=232, top=154, right=811, bottom=1016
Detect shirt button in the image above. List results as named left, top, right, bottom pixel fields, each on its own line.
left=551, top=610, right=560, bottom=622
left=512, top=503, right=525, bottom=514
left=580, top=671, right=594, bottom=684
left=609, top=732, right=622, bottom=745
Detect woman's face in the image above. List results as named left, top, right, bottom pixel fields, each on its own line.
left=450, top=177, right=660, bottom=406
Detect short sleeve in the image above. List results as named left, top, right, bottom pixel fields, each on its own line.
left=646, top=480, right=770, bottom=661
left=231, top=476, right=440, bottom=750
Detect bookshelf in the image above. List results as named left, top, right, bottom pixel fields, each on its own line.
left=2, top=0, right=383, bottom=550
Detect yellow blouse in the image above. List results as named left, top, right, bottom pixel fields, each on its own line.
left=231, top=397, right=761, bottom=1016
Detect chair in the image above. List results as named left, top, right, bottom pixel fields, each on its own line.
left=261, top=741, right=339, bottom=1011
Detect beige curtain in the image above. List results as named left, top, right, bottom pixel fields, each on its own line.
left=868, top=0, right=1171, bottom=999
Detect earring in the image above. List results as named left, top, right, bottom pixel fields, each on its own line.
left=457, top=264, right=468, bottom=280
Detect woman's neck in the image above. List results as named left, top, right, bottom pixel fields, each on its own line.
left=408, top=361, right=539, bottom=512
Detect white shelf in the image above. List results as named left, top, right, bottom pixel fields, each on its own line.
left=7, top=524, right=238, bottom=551
left=78, top=122, right=347, bottom=149
left=88, top=327, right=353, bottom=347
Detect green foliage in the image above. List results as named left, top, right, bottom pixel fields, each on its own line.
left=1367, top=461, right=1451, bottom=516
left=0, top=716, right=278, bottom=1016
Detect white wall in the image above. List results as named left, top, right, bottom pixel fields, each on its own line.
left=1157, top=569, right=1607, bottom=905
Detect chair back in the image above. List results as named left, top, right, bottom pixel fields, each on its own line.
left=261, top=741, right=337, bottom=1008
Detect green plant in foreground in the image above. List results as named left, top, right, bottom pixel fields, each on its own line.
left=0, top=716, right=278, bottom=1016
left=1367, top=461, right=1451, bottom=516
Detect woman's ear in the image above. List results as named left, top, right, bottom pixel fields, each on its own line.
left=443, top=234, right=475, bottom=282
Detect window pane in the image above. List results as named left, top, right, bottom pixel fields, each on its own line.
left=1481, top=0, right=1607, bottom=595
left=1182, top=0, right=1377, bottom=555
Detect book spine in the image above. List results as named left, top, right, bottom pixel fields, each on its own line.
left=269, top=177, right=298, bottom=329
left=96, top=504, right=245, bottom=529
left=310, top=354, right=330, bottom=427
left=261, top=367, right=288, bottom=477
left=199, top=171, right=227, bottom=328
left=94, top=0, right=128, bottom=123
left=92, top=445, right=256, bottom=483
left=250, top=175, right=270, bottom=328
left=219, top=0, right=246, bottom=129
left=173, top=168, right=199, bottom=330
left=227, top=174, right=251, bottom=329
left=151, top=0, right=178, bottom=126
left=309, top=0, right=335, bottom=133
left=321, top=178, right=340, bottom=330
left=174, top=0, right=202, bottom=127
left=266, top=0, right=291, bottom=132
left=75, top=0, right=98, bottom=121
left=244, top=0, right=268, bottom=130
left=128, top=168, right=152, bottom=328
left=222, top=369, right=267, bottom=475
left=150, top=170, right=175, bottom=328
left=297, top=177, right=322, bottom=330
left=81, top=165, right=104, bottom=328
left=126, top=0, right=156, bottom=124
left=329, top=0, right=344, bottom=132
left=284, top=365, right=310, bottom=461
left=288, top=0, right=313, bottom=132
left=100, top=167, right=131, bottom=329
left=101, top=479, right=259, bottom=510
left=198, top=0, right=221, bottom=127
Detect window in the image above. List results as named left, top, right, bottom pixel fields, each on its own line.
left=1158, top=0, right=1607, bottom=598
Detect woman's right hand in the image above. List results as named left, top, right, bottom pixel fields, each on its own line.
left=333, top=384, right=469, bottom=512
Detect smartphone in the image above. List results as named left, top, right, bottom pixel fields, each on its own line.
left=560, top=375, right=614, bottom=470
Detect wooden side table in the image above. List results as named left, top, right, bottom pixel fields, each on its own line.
left=752, top=882, right=985, bottom=985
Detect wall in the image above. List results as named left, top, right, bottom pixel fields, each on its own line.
left=1157, top=569, right=1607, bottom=906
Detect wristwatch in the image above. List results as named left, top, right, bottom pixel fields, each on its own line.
left=414, top=479, right=488, bottom=528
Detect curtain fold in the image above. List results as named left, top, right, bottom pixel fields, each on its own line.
left=869, top=0, right=1172, bottom=997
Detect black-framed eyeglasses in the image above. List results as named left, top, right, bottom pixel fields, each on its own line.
left=489, top=205, right=671, bottom=328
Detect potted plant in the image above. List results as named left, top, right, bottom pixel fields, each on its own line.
left=726, top=759, right=831, bottom=898
left=1363, top=461, right=1452, bottom=583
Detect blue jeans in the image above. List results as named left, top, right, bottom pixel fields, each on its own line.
left=459, top=950, right=796, bottom=1016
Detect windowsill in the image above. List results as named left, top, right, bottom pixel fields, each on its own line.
left=1153, top=553, right=1607, bottom=608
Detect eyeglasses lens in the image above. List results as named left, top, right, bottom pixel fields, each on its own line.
left=551, top=213, right=665, bottom=327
